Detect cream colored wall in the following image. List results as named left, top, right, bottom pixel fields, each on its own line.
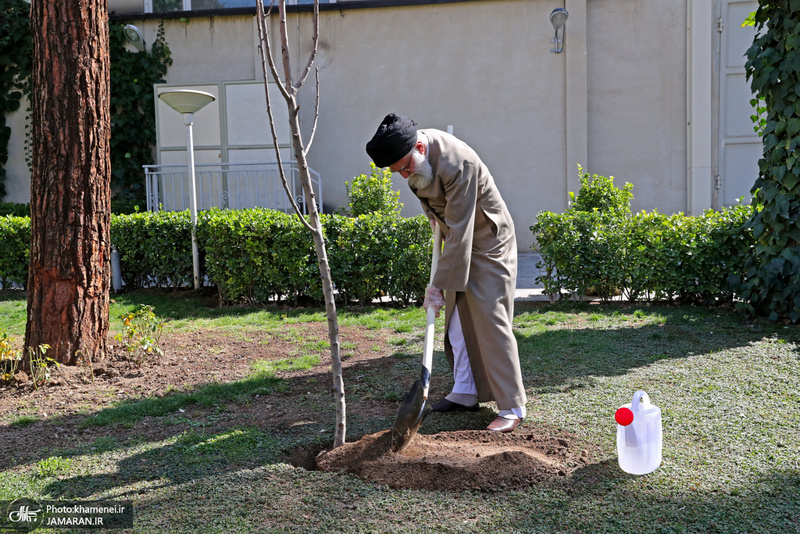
left=125, top=16, right=259, bottom=84
left=298, top=0, right=696, bottom=249
left=137, top=1, right=572, bottom=250
left=584, top=1, right=689, bottom=215
left=5, top=97, right=30, bottom=204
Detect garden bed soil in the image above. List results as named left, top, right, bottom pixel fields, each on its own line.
left=0, top=319, right=592, bottom=492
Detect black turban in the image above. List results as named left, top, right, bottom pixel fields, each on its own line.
left=365, top=113, right=417, bottom=168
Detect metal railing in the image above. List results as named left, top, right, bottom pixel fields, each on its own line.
left=144, top=162, right=323, bottom=214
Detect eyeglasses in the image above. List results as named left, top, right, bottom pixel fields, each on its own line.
left=394, top=153, right=414, bottom=175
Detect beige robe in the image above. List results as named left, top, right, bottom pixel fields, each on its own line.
left=412, top=129, right=526, bottom=410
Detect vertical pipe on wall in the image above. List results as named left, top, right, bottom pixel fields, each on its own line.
left=686, top=0, right=714, bottom=215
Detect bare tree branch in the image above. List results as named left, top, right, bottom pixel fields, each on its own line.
left=256, top=0, right=292, bottom=103
left=256, top=0, right=347, bottom=448
left=294, top=0, right=319, bottom=90
left=256, top=0, right=312, bottom=230
left=278, top=1, right=293, bottom=91
left=304, top=68, right=320, bottom=155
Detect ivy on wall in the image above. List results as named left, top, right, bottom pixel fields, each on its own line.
left=0, top=5, right=172, bottom=204
left=109, top=21, right=172, bottom=202
left=742, top=1, right=800, bottom=322
left=0, top=0, right=33, bottom=199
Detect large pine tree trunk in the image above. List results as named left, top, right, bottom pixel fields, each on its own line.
left=25, top=0, right=112, bottom=365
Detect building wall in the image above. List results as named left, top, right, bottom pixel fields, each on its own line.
left=5, top=98, right=30, bottom=205
left=585, top=1, right=689, bottom=213
left=6, top=0, right=709, bottom=252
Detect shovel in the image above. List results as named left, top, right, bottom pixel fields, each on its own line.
left=391, top=224, right=442, bottom=453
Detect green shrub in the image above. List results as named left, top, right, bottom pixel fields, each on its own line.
left=199, top=208, right=318, bottom=304
left=387, top=216, right=433, bottom=306
left=201, top=208, right=430, bottom=306
left=622, top=208, right=753, bottom=304
left=1, top=207, right=434, bottom=306
left=325, top=213, right=431, bottom=305
left=532, top=168, right=754, bottom=303
left=326, top=213, right=392, bottom=304
left=344, top=163, right=401, bottom=216
left=532, top=210, right=627, bottom=301
left=116, top=304, right=165, bottom=368
left=111, top=211, right=198, bottom=289
left=0, top=203, right=30, bottom=217
left=569, top=165, right=633, bottom=216
left=0, top=215, right=29, bottom=288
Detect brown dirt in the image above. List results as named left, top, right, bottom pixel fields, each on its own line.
left=0, top=311, right=593, bottom=492
left=316, top=428, right=588, bottom=492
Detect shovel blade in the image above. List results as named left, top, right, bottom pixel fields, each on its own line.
left=391, top=379, right=432, bottom=453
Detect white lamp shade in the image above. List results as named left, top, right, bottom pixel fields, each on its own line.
left=123, top=24, right=145, bottom=52
left=159, top=90, right=216, bottom=114
left=550, top=8, right=568, bottom=30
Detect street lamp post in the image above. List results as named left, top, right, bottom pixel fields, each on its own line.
left=157, top=89, right=216, bottom=290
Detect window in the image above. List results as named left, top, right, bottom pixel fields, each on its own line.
left=145, top=0, right=335, bottom=13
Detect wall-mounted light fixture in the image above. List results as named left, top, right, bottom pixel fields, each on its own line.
left=549, top=8, right=569, bottom=53
left=123, top=24, right=146, bottom=52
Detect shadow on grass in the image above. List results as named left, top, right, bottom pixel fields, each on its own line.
left=111, top=289, right=420, bottom=323
left=79, top=374, right=281, bottom=429
left=36, top=369, right=500, bottom=502
left=523, top=462, right=800, bottom=533
left=43, top=426, right=285, bottom=500
left=1, top=298, right=796, bottom=530
left=512, top=301, right=799, bottom=392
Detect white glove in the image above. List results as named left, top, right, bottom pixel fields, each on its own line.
left=423, top=286, right=445, bottom=317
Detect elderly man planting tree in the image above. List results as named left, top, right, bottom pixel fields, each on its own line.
left=366, top=113, right=527, bottom=433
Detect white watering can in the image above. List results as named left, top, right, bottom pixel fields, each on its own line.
left=614, top=390, right=662, bottom=475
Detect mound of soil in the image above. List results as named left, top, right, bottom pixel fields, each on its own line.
left=317, top=427, right=589, bottom=492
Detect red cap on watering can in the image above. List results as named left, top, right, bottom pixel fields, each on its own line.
left=615, top=406, right=634, bottom=426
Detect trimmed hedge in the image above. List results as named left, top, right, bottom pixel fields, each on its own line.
left=531, top=172, right=755, bottom=304
left=1, top=208, right=432, bottom=304
left=1, top=208, right=433, bottom=304
left=0, top=215, right=29, bottom=288
left=200, top=209, right=431, bottom=305
left=326, top=213, right=431, bottom=306
left=0, top=201, right=140, bottom=217
left=199, top=208, right=319, bottom=304
left=0, top=203, right=30, bottom=217
left=111, top=211, right=198, bottom=289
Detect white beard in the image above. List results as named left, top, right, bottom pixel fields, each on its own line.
left=407, top=151, right=433, bottom=189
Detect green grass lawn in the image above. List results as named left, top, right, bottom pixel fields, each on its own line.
left=0, top=291, right=798, bottom=533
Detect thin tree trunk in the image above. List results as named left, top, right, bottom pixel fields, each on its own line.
left=26, top=0, right=112, bottom=366
left=289, top=109, right=346, bottom=446
left=256, top=0, right=346, bottom=447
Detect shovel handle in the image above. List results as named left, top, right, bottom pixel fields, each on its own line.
left=429, top=224, right=442, bottom=286
left=420, top=225, right=442, bottom=395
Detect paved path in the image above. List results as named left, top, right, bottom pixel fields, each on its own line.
left=515, top=252, right=548, bottom=301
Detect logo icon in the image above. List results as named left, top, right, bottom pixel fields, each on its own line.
left=7, top=498, right=44, bottom=528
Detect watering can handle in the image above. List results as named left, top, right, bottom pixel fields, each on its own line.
left=631, top=390, right=650, bottom=415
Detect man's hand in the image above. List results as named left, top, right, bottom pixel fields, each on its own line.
left=423, top=285, right=445, bottom=317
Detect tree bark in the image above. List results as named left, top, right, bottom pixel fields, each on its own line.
left=26, top=0, right=112, bottom=366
